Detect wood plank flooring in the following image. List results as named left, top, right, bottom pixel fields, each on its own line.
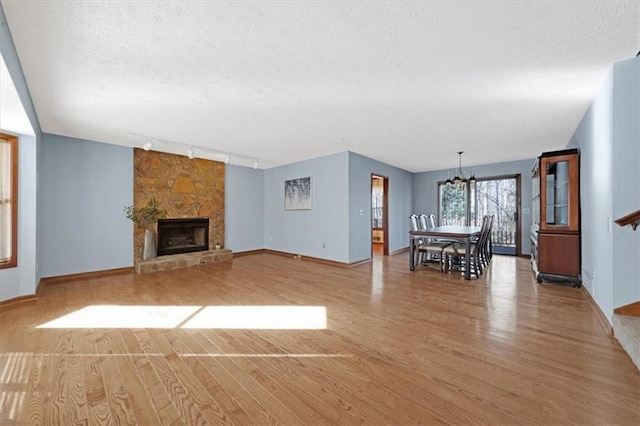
left=1, top=253, right=638, bottom=425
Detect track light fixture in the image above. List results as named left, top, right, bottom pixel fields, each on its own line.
left=132, top=133, right=260, bottom=168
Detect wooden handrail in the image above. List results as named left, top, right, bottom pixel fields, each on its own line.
left=615, top=209, right=640, bottom=231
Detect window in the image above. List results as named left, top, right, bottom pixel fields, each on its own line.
left=0, top=133, right=18, bottom=268
left=438, top=181, right=473, bottom=226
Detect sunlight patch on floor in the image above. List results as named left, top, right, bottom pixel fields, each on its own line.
left=182, top=306, right=327, bottom=329
left=36, top=305, right=327, bottom=330
left=37, top=305, right=202, bottom=329
left=0, top=391, right=25, bottom=421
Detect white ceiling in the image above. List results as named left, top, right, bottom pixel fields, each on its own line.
left=1, top=1, right=638, bottom=172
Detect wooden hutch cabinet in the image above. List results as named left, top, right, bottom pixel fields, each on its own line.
left=531, top=148, right=581, bottom=286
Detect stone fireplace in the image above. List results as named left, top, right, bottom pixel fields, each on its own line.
left=133, top=148, right=225, bottom=258
left=157, top=218, right=209, bottom=256
left=133, top=149, right=232, bottom=273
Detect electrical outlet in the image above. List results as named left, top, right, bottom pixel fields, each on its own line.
left=322, top=242, right=326, bottom=248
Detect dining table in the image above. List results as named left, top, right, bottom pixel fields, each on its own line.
left=409, top=225, right=483, bottom=280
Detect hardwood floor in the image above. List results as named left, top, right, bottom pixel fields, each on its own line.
left=1, top=253, right=638, bottom=425
left=372, top=242, right=384, bottom=256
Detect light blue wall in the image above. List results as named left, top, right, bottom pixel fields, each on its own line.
left=0, top=4, right=42, bottom=136
left=0, top=5, right=41, bottom=301
left=611, top=58, right=640, bottom=310
left=40, top=134, right=133, bottom=277
left=0, top=136, right=37, bottom=301
left=264, top=152, right=350, bottom=263
left=412, top=158, right=535, bottom=255
left=225, top=164, right=264, bottom=253
left=568, top=56, right=640, bottom=321
left=348, top=152, right=413, bottom=263
left=569, top=72, right=614, bottom=316
left=612, top=57, right=640, bottom=308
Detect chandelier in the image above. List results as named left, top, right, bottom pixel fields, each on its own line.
left=445, top=151, right=476, bottom=186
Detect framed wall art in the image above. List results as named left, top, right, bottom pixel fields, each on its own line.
left=284, top=176, right=312, bottom=210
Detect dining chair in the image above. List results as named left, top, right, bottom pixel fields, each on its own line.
left=421, top=214, right=452, bottom=270
left=410, top=214, right=423, bottom=265
left=481, top=215, right=495, bottom=267
left=418, top=214, right=429, bottom=231
left=428, top=214, right=437, bottom=229
left=411, top=214, right=451, bottom=269
left=443, top=215, right=490, bottom=278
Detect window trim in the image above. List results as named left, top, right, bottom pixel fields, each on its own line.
left=0, top=133, right=18, bottom=269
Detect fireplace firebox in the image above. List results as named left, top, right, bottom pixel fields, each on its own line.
left=157, top=218, right=209, bottom=256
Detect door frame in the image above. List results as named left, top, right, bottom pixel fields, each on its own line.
left=371, top=174, right=389, bottom=256
left=474, top=173, right=522, bottom=256
left=437, top=173, right=522, bottom=256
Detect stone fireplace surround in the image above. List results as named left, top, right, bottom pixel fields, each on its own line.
left=134, top=249, right=232, bottom=274
left=133, top=149, right=231, bottom=273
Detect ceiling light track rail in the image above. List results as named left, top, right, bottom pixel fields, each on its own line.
left=130, top=132, right=260, bottom=169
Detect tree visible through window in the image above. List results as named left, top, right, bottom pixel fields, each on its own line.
left=0, top=134, right=18, bottom=268
left=439, top=182, right=475, bottom=226
left=438, top=176, right=519, bottom=255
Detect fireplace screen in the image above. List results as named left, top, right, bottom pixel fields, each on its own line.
left=157, top=218, right=209, bottom=256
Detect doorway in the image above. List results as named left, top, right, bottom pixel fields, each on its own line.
left=371, top=174, right=389, bottom=256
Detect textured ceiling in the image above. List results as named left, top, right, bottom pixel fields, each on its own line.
left=1, top=1, right=638, bottom=171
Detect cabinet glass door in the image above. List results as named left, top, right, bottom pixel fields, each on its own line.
left=545, top=160, right=569, bottom=226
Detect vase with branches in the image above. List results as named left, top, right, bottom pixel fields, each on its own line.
left=124, top=198, right=167, bottom=260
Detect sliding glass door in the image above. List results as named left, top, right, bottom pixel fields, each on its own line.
left=475, top=177, right=519, bottom=255
left=438, top=175, right=520, bottom=255
left=439, top=183, right=475, bottom=226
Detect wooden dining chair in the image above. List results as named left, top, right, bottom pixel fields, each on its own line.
left=411, top=214, right=451, bottom=269
left=418, top=214, right=429, bottom=231
left=409, top=214, right=423, bottom=265
left=443, top=215, right=490, bottom=278
left=481, top=215, right=495, bottom=267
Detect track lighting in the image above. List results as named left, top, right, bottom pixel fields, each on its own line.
left=131, top=133, right=261, bottom=169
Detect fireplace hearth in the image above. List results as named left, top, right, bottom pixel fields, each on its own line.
left=157, top=218, right=209, bottom=256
